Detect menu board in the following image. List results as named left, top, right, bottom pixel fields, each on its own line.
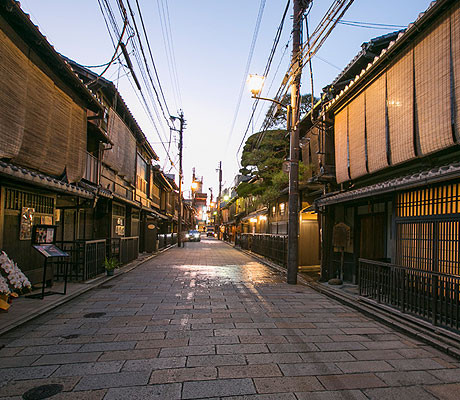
left=33, top=244, right=68, bottom=258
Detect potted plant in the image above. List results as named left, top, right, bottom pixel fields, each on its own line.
left=104, top=257, right=119, bottom=276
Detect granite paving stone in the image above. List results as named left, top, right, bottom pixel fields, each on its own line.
left=51, top=361, right=124, bottom=377
left=0, top=365, right=58, bottom=382
left=186, top=354, right=247, bottom=367
left=223, top=394, right=297, bottom=400
left=78, top=341, right=136, bottom=352
left=0, top=376, right=80, bottom=397
left=97, top=348, right=160, bottom=362
left=424, top=383, right=460, bottom=399
left=387, top=358, right=448, bottom=371
left=218, top=364, right=282, bottom=379
left=216, top=343, right=269, bottom=354
left=279, top=362, right=342, bottom=376
left=122, top=356, right=186, bottom=371
left=182, top=378, right=256, bottom=399
left=363, top=386, right=438, bottom=399
left=253, top=376, right=324, bottom=393
left=2, top=239, right=460, bottom=399
left=50, top=389, right=108, bottom=399
left=74, top=371, right=150, bottom=390
left=335, top=360, right=394, bottom=373
left=318, top=373, right=387, bottom=390
left=295, top=390, right=368, bottom=400
left=149, top=366, right=217, bottom=384
left=0, top=355, right=40, bottom=368
left=104, top=383, right=182, bottom=399
left=376, top=370, right=443, bottom=386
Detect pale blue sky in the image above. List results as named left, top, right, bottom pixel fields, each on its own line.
left=21, top=0, right=432, bottom=198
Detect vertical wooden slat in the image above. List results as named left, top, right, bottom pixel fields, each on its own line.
left=366, top=74, right=388, bottom=173
left=0, top=29, right=28, bottom=158
left=348, top=92, right=367, bottom=179
left=452, top=4, right=460, bottom=141
left=334, top=107, right=349, bottom=183
left=388, top=48, right=415, bottom=164
left=415, top=15, right=453, bottom=154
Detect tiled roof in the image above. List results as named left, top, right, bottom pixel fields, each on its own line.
left=0, top=161, right=94, bottom=199
left=316, top=161, right=460, bottom=207
left=1, top=0, right=103, bottom=112
left=325, top=0, right=441, bottom=112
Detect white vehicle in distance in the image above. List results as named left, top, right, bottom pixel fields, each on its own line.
left=185, top=230, right=201, bottom=242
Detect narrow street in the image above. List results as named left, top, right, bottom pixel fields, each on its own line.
left=1, top=239, right=460, bottom=399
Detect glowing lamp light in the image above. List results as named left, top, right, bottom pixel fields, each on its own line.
left=247, top=74, right=265, bottom=96
left=191, top=181, right=198, bottom=190
left=259, top=215, right=267, bottom=221
left=223, top=195, right=230, bottom=201
left=249, top=218, right=258, bottom=223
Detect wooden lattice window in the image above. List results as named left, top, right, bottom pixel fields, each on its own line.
left=396, top=183, right=460, bottom=217
left=4, top=188, right=54, bottom=214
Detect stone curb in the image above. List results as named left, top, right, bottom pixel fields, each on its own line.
left=228, top=241, right=460, bottom=360
left=0, top=245, right=175, bottom=336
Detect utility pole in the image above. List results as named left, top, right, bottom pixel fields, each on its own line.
left=287, top=0, right=306, bottom=284
left=171, top=112, right=185, bottom=248
left=217, top=161, right=222, bottom=240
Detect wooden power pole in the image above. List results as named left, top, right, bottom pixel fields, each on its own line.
left=287, top=0, right=307, bottom=284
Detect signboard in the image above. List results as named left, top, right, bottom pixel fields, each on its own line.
left=33, top=244, right=68, bottom=258
left=19, top=207, right=35, bottom=240
left=32, top=225, right=57, bottom=245
left=332, top=222, right=351, bottom=248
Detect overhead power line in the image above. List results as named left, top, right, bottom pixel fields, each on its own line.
left=226, top=0, right=267, bottom=147
left=236, top=0, right=291, bottom=158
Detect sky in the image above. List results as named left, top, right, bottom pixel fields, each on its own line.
left=20, top=0, right=432, bottom=200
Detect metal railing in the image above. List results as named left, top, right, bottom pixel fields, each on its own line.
left=158, top=233, right=177, bottom=250
left=237, top=233, right=288, bottom=267
left=109, top=236, right=139, bottom=265
left=359, top=258, right=460, bottom=332
left=54, top=239, right=106, bottom=281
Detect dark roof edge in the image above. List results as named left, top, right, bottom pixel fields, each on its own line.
left=0, top=161, right=94, bottom=199
left=316, top=162, right=460, bottom=207
left=0, top=0, right=102, bottom=113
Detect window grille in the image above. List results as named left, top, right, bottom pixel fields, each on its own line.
left=4, top=188, right=54, bottom=214
left=397, top=183, right=460, bottom=217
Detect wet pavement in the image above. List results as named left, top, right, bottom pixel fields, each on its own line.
left=1, top=237, right=460, bottom=399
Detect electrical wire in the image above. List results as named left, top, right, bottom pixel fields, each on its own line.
left=97, top=0, right=178, bottom=171
left=236, top=0, right=291, bottom=157
left=157, top=0, right=182, bottom=110
left=226, top=0, right=266, bottom=147
left=336, top=19, right=406, bottom=29
left=125, top=0, right=173, bottom=129
left=257, top=0, right=355, bottom=134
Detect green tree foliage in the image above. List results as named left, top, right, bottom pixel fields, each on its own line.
left=236, top=93, right=315, bottom=204
left=268, top=93, right=316, bottom=129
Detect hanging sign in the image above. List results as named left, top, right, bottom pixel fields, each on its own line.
left=19, top=207, right=35, bottom=240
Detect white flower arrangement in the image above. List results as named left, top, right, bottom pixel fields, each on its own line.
left=0, top=275, right=10, bottom=295
left=0, top=251, right=32, bottom=293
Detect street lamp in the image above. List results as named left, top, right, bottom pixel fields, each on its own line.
left=246, top=71, right=299, bottom=285
left=191, top=181, right=198, bottom=190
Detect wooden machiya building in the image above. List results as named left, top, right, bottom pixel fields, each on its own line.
left=316, top=0, right=460, bottom=330
left=0, top=0, right=104, bottom=284
left=0, top=0, right=186, bottom=285
left=64, top=60, right=183, bottom=262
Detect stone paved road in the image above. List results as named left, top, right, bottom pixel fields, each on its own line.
left=1, top=238, right=460, bottom=399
